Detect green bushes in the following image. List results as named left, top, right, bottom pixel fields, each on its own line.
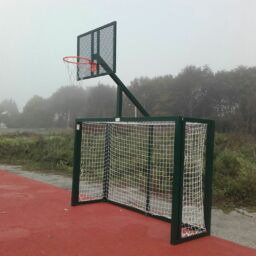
left=0, top=132, right=73, bottom=174
left=213, top=133, right=256, bottom=208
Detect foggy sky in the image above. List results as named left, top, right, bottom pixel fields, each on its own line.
left=0, top=0, right=255, bottom=110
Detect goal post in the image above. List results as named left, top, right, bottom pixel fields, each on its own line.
left=71, top=116, right=215, bottom=245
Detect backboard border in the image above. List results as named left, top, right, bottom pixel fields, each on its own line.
left=77, top=21, right=117, bottom=80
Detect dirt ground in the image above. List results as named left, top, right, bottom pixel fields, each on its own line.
left=0, top=164, right=255, bottom=249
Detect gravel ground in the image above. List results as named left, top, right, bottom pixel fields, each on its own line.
left=0, top=164, right=255, bottom=249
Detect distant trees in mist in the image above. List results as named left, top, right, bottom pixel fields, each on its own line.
left=1, top=65, right=256, bottom=135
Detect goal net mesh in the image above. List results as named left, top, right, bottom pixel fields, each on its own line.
left=78, top=121, right=207, bottom=237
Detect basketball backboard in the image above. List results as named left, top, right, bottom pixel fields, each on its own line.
left=77, top=21, right=116, bottom=80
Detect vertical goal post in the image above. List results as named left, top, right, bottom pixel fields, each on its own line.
left=71, top=116, right=215, bottom=245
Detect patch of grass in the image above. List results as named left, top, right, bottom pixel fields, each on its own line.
left=0, top=131, right=73, bottom=175
left=213, top=133, right=256, bottom=209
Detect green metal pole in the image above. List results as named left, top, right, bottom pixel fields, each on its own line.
left=103, top=124, right=111, bottom=199
left=116, top=86, right=123, bottom=117
left=109, top=72, right=149, bottom=117
left=204, top=121, right=215, bottom=234
left=93, top=54, right=150, bottom=117
left=171, top=117, right=185, bottom=244
left=71, top=121, right=82, bottom=206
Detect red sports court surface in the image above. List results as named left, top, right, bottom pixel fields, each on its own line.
left=0, top=170, right=255, bottom=256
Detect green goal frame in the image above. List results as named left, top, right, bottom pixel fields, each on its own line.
left=71, top=116, right=214, bottom=245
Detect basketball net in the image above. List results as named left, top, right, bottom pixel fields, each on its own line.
left=63, top=56, right=97, bottom=86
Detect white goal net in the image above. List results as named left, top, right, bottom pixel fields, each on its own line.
left=77, top=121, right=207, bottom=238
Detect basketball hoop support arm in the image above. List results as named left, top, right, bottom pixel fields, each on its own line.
left=93, top=54, right=150, bottom=118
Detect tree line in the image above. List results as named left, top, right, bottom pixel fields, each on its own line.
left=1, top=65, right=256, bottom=135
